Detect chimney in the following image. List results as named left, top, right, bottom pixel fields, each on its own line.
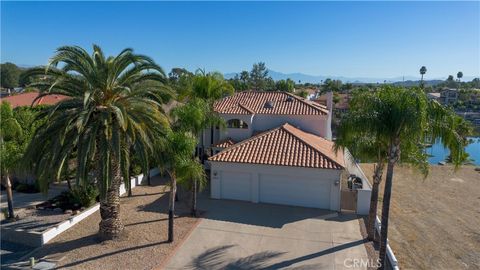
left=325, top=91, right=333, bottom=140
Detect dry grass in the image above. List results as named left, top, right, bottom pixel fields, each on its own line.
left=360, top=163, right=480, bottom=270
left=29, top=175, right=198, bottom=270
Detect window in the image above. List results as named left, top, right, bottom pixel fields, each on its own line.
left=226, top=119, right=248, bottom=129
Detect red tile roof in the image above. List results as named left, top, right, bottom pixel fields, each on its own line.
left=314, top=93, right=350, bottom=110
left=1, top=91, right=68, bottom=108
left=209, top=123, right=344, bottom=169
left=214, top=91, right=328, bottom=115
left=211, top=138, right=236, bottom=148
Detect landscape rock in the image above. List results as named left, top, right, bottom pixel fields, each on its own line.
left=64, top=210, right=72, bottom=214
left=73, top=210, right=80, bottom=215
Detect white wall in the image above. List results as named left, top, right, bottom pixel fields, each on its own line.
left=218, top=114, right=254, bottom=142
left=210, top=162, right=342, bottom=211
left=252, top=114, right=328, bottom=138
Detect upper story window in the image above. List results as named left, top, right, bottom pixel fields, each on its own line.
left=227, top=119, right=249, bottom=129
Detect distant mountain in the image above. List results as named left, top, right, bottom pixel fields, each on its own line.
left=224, top=70, right=476, bottom=85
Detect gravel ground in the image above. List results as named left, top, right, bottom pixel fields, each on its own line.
left=360, top=164, right=480, bottom=270
left=24, top=175, right=198, bottom=270
left=1, top=209, right=72, bottom=232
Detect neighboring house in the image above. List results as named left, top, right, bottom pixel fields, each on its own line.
left=427, top=92, right=441, bottom=102
left=206, top=91, right=348, bottom=211
left=0, top=91, right=67, bottom=108
left=439, top=88, right=458, bottom=105
left=314, top=93, right=350, bottom=114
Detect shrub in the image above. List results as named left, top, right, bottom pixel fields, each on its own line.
left=14, top=182, right=40, bottom=193
left=69, top=185, right=99, bottom=208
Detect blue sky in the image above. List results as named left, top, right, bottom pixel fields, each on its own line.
left=1, top=1, right=479, bottom=79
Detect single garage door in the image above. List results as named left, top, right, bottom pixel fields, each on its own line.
left=221, top=171, right=252, bottom=201
left=259, top=174, right=331, bottom=209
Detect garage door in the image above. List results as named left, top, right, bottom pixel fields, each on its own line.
left=259, top=174, right=331, bottom=209
left=221, top=171, right=252, bottom=201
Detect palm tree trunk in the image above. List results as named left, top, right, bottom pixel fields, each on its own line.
left=99, top=155, right=124, bottom=240
left=5, top=173, right=15, bottom=219
left=66, top=178, right=72, bottom=190
left=191, top=179, right=197, bottom=217
left=378, top=141, right=400, bottom=270
left=168, top=172, right=177, bottom=242
left=367, top=161, right=384, bottom=242
left=147, top=170, right=151, bottom=186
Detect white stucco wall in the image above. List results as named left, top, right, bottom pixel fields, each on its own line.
left=210, top=162, right=342, bottom=211
left=252, top=114, right=328, bottom=138
left=218, top=114, right=254, bottom=142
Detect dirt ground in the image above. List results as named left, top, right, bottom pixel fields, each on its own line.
left=26, top=175, right=198, bottom=270
left=360, top=163, right=480, bottom=270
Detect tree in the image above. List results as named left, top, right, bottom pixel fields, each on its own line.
left=23, top=45, right=171, bottom=240
left=457, top=71, right=463, bottom=90
left=419, top=66, right=427, bottom=88
left=240, top=71, right=249, bottom=85
left=249, top=62, right=269, bottom=90
left=0, top=102, right=23, bottom=219
left=170, top=98, right=223, bottom=216
left=457, top=71, right=463, bottom=81
left=1, top=62, right=22, bottom=89
left=276, top=78, right=295, bottom=92
left=342, top=86, right=470, bottom=269
left=156, top=131, right=205, bottom=242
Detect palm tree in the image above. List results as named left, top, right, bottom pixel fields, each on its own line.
left=23, top=45, right=171, bottom=239
left=457, top=71, right=463, bottom=90
left=170, top=98, right=223, bottom=216
left=334, top=91, right=389, bottom=242
left=0, top=102, right=23, bottom=219
left=419, top=66, right=427, bottom=87
left=341, top=86, right=470, bottom=269
left=156, top=131, right=205, bottom=242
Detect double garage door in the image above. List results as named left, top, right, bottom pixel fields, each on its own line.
left=220, top=171, right=331, bottom=209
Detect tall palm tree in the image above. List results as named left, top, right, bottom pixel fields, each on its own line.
left=457, top=71, right=463, bottom=90
left=334, top=91, right=389, bottom=242
left=156, top=131, right=205, bottom=242
left=170, top=98, right=223, bottom=216
left=341, top=86, right=470, bottom=269
left=23, top=45, right=171, bottom=239
left=419, top=66, right=427, bottom=87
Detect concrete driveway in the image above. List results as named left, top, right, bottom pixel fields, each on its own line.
left=164, top=196, right=369, bottom=270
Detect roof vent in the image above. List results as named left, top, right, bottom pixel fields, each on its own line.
left=264, top=100, right=274, bottom=109
left=286, top=96, right=294, bottom=102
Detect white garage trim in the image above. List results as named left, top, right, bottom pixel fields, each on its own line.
left=210, top=162, right=342, bottom=211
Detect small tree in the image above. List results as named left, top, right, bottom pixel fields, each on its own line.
left=156, top=131, right=205, bottom=242
left=0, top=102, right=23, bottom=219
left=0, top=62, right=21, bottom=90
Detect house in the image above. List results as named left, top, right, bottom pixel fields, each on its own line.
left=439, top=88, right=458, bottom=105
left=314, top=93, right=350, bottom=114
left=206, top=91, right=350, bottom=211
left=0, top=91, right=67, bottom=108
left=427, top=92, right=441, bottom=101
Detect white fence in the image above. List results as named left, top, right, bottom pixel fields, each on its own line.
left=2, top=168, right=161, bottom=247
left=343, top=149, right=372, bottom=215
left=343, top=149, right=399, bottom=270
left=376, top=216, right=400, bottom=270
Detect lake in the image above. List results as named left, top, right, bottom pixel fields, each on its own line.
left=426, top=137, right=480, bottom=165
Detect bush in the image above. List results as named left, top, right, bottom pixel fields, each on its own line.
left=14, top=182, right=40, bottom=193
left=69, top=185, right=99, bottom=208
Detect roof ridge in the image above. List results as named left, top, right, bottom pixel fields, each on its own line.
left=209, top=126, right=284, bottom=159
left=280, top=123, right=343, bottom=168
left=285, top=92, right=329, bottom=114
left=237, top=103, right=255, bottom=114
